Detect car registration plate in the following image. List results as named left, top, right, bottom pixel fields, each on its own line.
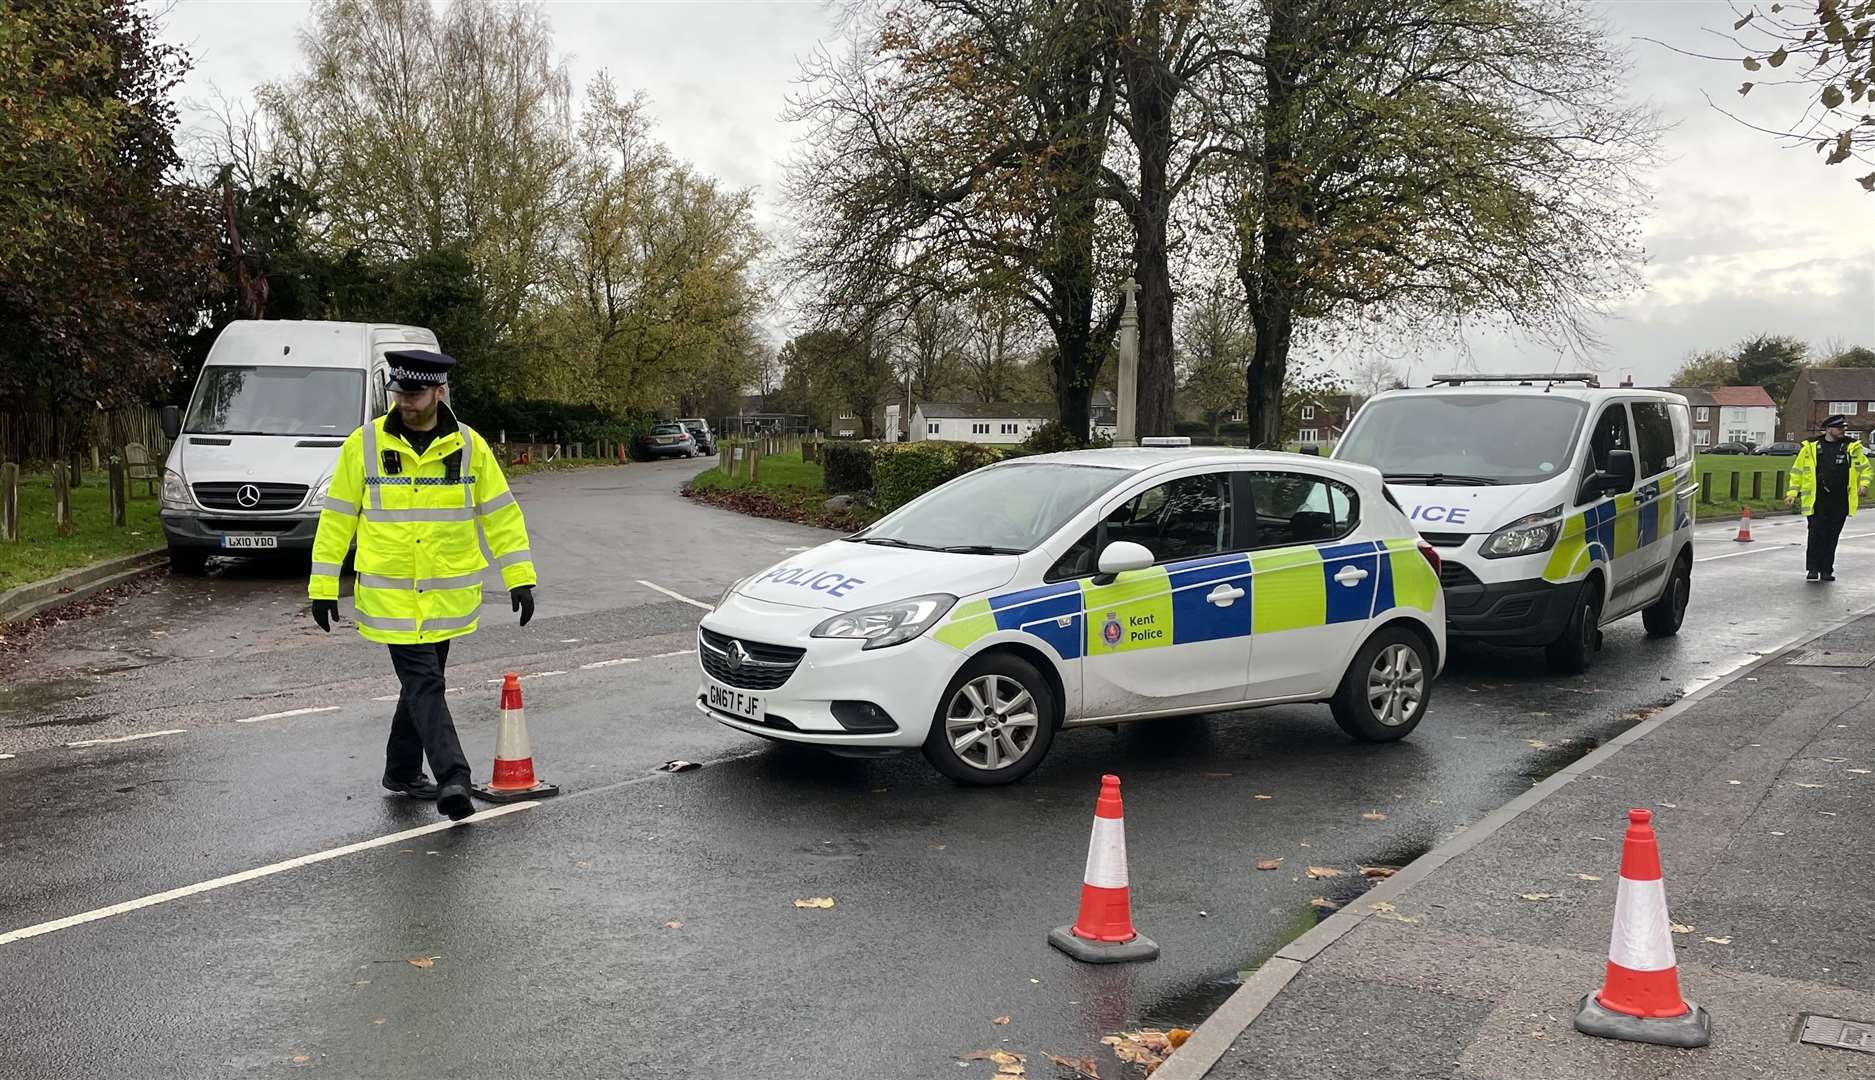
left=705, top=680, right=764, bottom=723
left=220, top=535, right=278, bottom=550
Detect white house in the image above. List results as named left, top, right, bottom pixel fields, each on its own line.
left=911, top=402, right=1054, bottom=444
left=1705, top=386, right=1777, bottom=446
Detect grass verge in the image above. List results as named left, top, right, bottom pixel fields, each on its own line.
left=0, top=474, right=163, bottom=592
left=685, top=451, right=877, bottom=531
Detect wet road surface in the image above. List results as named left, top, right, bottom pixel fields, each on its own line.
left=1, top=477, right=1869, bottom=1079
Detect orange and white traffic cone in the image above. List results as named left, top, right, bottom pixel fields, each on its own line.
left=470, top=673, right=560, bottom=803
left=1048, top=774, right=1159, bottom=964
left=1573, top=809, right=1710, bottom=1047
left=1734, top=505, right=1753, bottom=542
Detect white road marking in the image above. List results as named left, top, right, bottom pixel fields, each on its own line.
left=235, top=706, right=339, bottom=725
left=0, top=754, right=13, bottom=761
left=0, top=803, right=538, bottom=948
left=528, top=671, right=568, bottom=679
left=580, top=657, right=641, bottom=669
left=651, top=650, right=697, bottom=659
left=67, top=729, right=186, bottom=749
left=1697, top=530, right=1875, bottom=564
left=635, top=580, right=711, bottom=610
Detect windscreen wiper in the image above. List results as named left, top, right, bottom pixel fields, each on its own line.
left=940, top=545, right=1024, bottom=555
left=1383, top=472, right=1499, bottom=486
left=856, top=537, right=943, bottom=551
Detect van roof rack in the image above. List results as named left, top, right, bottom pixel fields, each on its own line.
left=1430, top=372, right=1600, bottom=388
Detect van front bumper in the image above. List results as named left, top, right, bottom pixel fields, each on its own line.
left=1441, top=569, right=1578, bottom=646
left=162, top=513, right=321, bottom=554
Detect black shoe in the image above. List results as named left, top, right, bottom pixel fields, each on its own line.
left=1824, top=573, right=1837, bottom=582
left=381, top=773, right=440, bottom=800
left=1807, top=571, right=1820, bottom=581
left=437, top=780, right=474, bottom=821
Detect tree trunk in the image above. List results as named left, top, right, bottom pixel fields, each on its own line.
left=1246, top=308, right=1292, bottom=448
left=1243, top=0, right=1303, bottom=451
left=1115, top=0, right=1179, bottom=438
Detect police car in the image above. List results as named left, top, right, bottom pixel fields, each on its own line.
left=1335, top=374, right=1696, bottom=673
left=696, top=448, right=1446, bottom=785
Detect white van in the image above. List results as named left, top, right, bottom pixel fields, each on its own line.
left=1334, top=374, right=1695, bottom=673
left=158, top=320, right=439, bottom=572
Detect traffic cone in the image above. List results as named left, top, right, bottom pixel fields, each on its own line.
left=1573, top=809, right=1711, bottom=1048
left=470, top=674, right=560, bottom=803
left=1734, top=505, right=1753, bottom=542
left=1048, top=774, right=1159, bottom=964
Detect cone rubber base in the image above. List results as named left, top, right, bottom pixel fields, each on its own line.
left=470, top=780, right=560, bottom=803
left=1573, top=994, right=1711, bottom=1048
left=1048, top=926, right=1160, bottom=964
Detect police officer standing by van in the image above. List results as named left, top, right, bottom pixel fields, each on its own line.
left=307, top=350, right=538, bottom=820
left=1787, top=414, right=1871, bottom=582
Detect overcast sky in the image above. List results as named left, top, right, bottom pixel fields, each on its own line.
left=160, top=0, right=1873, bottom=387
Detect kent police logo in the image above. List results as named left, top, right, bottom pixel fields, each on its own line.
left=1101, top=611, right=1123, bottom=648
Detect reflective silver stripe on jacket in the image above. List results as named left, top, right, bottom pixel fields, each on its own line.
left=477, top=491, right=516, bottom=515
left=323, top=496, right=359, bottom=515
left=352, top=612, right=416, bottom=632
left=494, top=548, right=533, bottom=569
left=364, top=506, right=478, bottom=524
left=362, top=422, right=381, bottom=510
left=461, top=429, right=476, bottom=510
left=309, top=561, right=344, bottom=578
left=357, top=571, right=486, bottom=592
left=420, top=612, right=480, bottom=632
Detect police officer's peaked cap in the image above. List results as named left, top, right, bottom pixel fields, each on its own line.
left=384, top=350, right=456, bottom=391
left=1824, top=414, right=1848, bottom=429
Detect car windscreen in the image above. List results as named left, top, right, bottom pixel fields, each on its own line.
left=185, top=366, right=365, bottom=437
left=1336, top=394, right=1588, bottom=485
left=648, top=425, right=685, bottom=435
left=852, top=462, right=1127, bottom=553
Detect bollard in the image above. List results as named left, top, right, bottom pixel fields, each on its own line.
left=52, top=462, right=74, bottom=537
left=1, top=462, right=18, bottom=542
left=750, top=443, right=762, bottom=483
left=1728, top=472, right=1739, bottom=501
left=1776, top=470, right=1786, bottom=500
left=1700, top=472, right=1712, bottom=505
left=1751, top=472, right=1762, bottom=501
left=109, top=456, right=127, bottom=527
left=720, top=445, right=731, bottom=475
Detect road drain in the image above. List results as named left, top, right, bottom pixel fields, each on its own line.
left=1799, top=1014, right=1875, bottom=1054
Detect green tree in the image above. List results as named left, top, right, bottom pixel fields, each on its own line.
left=1823, top=344, right=1875, bottom=368
left=1669, top=349, right=1740, bottom=387
left=778, top=328, right=895, bottom=439
left=1177, top=282, right=1251, bottom=435
left=1733, top=333, right=1809, bottom=402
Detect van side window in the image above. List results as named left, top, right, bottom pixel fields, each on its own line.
left=1666, top=402, right=1692, bottom=462
left=371, top=367, right=389, bottom=418
left=1588, top=404, right=1632, bottom=485
left=1632, top=402, right=1676, bottom=477
left=1245, top=472, right=1358, bottom=549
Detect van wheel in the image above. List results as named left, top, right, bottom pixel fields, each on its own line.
left=923, top=653, right=1056, bottom=786
left=168, top=545, right=209, bottom=576
left=1643, top=555, right=1691, bottom=638
left=1546, top=578, right=1604, bottom=674
left=1331, top=626, right=1432, bottom=742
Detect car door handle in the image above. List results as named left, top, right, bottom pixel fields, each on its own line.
left=1334, top=566, right=1370, bottom=586
left=1207, top=584, right=1245, bottom=606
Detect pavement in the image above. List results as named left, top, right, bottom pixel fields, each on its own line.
left=1185, top=609, right=1875, bottom=1080
left=2, top=469, right=1874, bottom=1079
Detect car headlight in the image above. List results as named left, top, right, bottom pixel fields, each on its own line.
left=306, top=475, right=332, bottom=510
left=810, top=594, right=957, bottom=650
left=1479, top=505, right=1563, bottom=559
left=160, top=468, right=191, bottom=510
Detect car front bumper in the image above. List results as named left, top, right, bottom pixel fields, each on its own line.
left=695, top=597, right=963, bottom=749
left=161, top=512, right=320, bottom=553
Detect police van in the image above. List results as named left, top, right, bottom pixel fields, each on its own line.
left=1334, top=374, right=1695, bottom=673
left=697, top=448, right=1446, bottom=785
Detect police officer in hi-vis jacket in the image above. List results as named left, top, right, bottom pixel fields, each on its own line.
left=1787, top=413, right=1872, bottom=583
left=307, top=350, right=537, bottom=820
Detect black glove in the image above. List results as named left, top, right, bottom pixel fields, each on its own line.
left=311, top=599, right=338, bottom=633
left=511, top=585, right=535, bottom=627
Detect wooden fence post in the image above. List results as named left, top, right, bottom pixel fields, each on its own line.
left=1728, top=472, right=1740, bottom=501
left=109, top=455, right=127, bottom=527
left=750, top=443, right=762, bottom=483
left=1750, top=472, right=1762, bottom=501
left=1776, top=470, right=1786, bottom=500
left=1, top=462, right=18, bottom=542
left=91, top=445, right=101, bottom=473
left=52, top=461, right=74, bottom=536
left=67, top=450, right=81, bottom=489
left=1700, top=472, right=1712, bottom=504
left=719, top=445, right=731, bottom=475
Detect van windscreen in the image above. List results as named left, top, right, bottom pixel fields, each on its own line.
left=186, top=366, right=366, bottom=437
left=1336, top=394, right=1588, bottom=485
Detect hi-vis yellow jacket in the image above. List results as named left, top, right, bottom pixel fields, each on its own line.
left=308, top=409, right=536, bottom=644
left=1790, top=437, right=1873, bottom=518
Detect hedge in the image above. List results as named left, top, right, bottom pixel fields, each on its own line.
left=823, top=442, right=875, bottom=494
left=871, top=441, right=1013, bottom=512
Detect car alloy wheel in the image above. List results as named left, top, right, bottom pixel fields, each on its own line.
left=944, top=673, right=1040, bottom=771
left=1366, top=642, right=1425, bottom=727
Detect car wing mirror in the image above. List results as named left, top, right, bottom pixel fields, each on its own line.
left=1092, top=540, right=1154, bottom=585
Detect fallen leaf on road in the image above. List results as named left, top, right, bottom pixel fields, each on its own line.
left=1168, top=1028, right=1193, bottom=1048
left=659, top=759, right=700, bottom=772
left=373, top=1018, right=385, bottom=1025
left=407, top=956, right=438, bottom=969
left=1047, top=1055, right=1102, bottom=1078
left=1103, top=1031, right=1173, bottom=1071
left=1360, top=866, right=1396, bottom=879
left=1310, top=897, right=1340, bottom=910
left=1375, top=910, right=1422, bottom=925
left=1255, top=858, right=1282, bottom=871
left=1573, top=873, right=1603, bottom=882
left=1369, top=901, right=1397, bottom=913
left=1526, top=739, right=1552, bottom=750
left=1253, top=794, right=1273, bottom=800
left=993, top=1016, right=1010, bottom=1025
left=1671, top=922, right=1696, bottom=934
left=793, top=897, right=835, bottom=909
left=998, top=1065, right=1024, bottom=1077
left=663, top=920, right=684, bottom=929
left=963, top=1050, right=1023, bottom=1065
left=1306, top=866, right=1343, bottom=879
left=574, top=860, right=593, bottom=870
left=1704, top=936, right=1732, bottom=945
left=291, top=1056, right=312, bottom=1065
left=1361, top=811, right=1387, bottom=821
left=1518, top=893, right=1553, bottom=902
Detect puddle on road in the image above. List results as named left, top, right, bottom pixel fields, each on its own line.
left=12, top=713, right=110, bottom=729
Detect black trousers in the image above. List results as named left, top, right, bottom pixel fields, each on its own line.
left=1807, top=506, right=1848, bottom=575
left=386, top=642, right=470, bottom=785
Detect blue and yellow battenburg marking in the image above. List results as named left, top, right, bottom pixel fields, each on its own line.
left=932, top=538, right=1438, bottom=657
left=1542, top=468, right=1691, bottom=584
